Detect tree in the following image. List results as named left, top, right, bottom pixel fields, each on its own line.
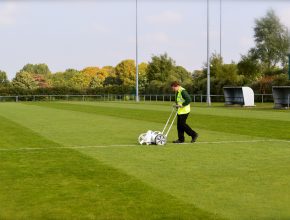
left=252, top=9, right=290, bottom=72
left=237, top=53, right=262, bottom=82
left=146, top=80, right=165, bottom=94
left=103, top=66, right=119, bottom=86
left=102, top=66, right=115, bottom=75
left=208, top=53, right=223, bottom=78
left=33, top=74, right=50, bottom=88
left=196, top=53, right=242, bottom=94
left=95, top=68, right=109, bottom=82
left=115, top=60, right=136, bottom=86
left=145, top=53, right=194, bottom=93
left=20, top=63, right=51, bottom=76
left=12, top=71, right=37, bottom=89
left=173, top=66, right=192, bottom=82
left=69, top=72, right=92, bottom=89
left=50, top=72, right=67, bottom=87
left=218, top=63, right=240, bottom=84
left=18, top=64, right=51, bottom=88
left=50, top=69, right=79, bottom=87
left=206, top=53, right=240, bottom=84
left=252, top=75, right=275, bottom=94
left=81, top=67, right=100, bottom=78
left=89, top=76, right=103, bottom=88
left=138, top=62, right=148, bottom=90
left=147, top=53, right=175, bottom=82
left=81, top=66, right=109, bottom=88
left=81, top=66, right=112, bottom=88
left=63, top=69, right=79, bottom=78
left=0, top=70, right=9, bottom=87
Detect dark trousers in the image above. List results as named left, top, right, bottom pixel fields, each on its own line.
left=177, top=113, right=197, bottom=141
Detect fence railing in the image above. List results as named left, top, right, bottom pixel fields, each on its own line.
left=0, top=93, right=282, bottom=104
left=254, top=94, right=273, bottom=103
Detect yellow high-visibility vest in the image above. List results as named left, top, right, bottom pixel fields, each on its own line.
left=176, top=87, right=190, bottom=115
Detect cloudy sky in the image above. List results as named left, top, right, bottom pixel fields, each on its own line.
left=0, top=0, right=290, bottom=79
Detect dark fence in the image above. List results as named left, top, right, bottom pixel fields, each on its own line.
left=0, top=94, right=278, bottom=104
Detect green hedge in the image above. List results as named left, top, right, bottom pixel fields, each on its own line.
left=0, top=85, right=137, bottom=96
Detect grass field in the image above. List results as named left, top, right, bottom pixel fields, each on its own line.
left=0, top=101, right=290, bottom=220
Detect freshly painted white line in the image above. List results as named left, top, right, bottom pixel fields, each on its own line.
left=0, top=145, right=109, bottom=152
left=0, top=139, right=289, bottom=152
left=194, top=140, right=290, bottom=144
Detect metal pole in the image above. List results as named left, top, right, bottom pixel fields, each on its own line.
left=135, top=0, right=139, bottom=102
left=219, top=0, right=222, bottom=57
left=287, top=28, right=290, bottom=80
left=288, top=53, right=290, bottom=80
left=207, top=0, right=211, bottom=106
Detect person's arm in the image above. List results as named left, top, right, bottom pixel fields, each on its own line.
left=181, top=90, right=191, bottom=106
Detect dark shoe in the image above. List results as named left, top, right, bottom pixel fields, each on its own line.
left=173, top=139, right=184, bottom=144
left=191, top=134, right=199, bottom=143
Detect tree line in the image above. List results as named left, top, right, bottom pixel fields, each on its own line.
left=0, top=9, right=289, bottom=96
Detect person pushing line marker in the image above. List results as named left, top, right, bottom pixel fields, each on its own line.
left=171, top=81, right=198, bottom=143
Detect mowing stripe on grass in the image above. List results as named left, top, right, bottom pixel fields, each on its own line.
left=25, top=102, right=290, bottom=140
left=0, top=114, right=221, bottom=220
left=1, top=139, right=289, bottom=152
left=1, top=102, right=290, bottom=219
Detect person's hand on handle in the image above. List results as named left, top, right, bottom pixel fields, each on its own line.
left=173, top=104, right=182, bottom=109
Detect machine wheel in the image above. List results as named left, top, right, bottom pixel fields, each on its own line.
left=155, top=134, right=166, bottom=145
left=138, top=133, right=147, bottom=145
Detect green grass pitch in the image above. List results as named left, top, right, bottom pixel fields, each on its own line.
left=0, top=101, right=289, bottom=219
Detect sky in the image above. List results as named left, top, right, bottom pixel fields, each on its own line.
left=0, top=0, right=290, bottom=80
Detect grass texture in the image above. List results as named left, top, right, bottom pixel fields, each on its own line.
left=0, top=101, right=289, bottom=219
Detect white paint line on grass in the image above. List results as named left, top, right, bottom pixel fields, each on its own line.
left=0, top=145, right=109, bottom=152
left=194, top=140, right=290, bottom=144
left=0, top=139, right=289, bottom=152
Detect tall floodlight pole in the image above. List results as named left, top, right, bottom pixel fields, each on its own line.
left=287, top=47, right=290, bottom=80
left=219, top=0, right=222, bottom=57
left=135, top=0, right=139, bottom=102
left=287, top=29, right=290, bottom=80
left=207, top=0, right=211, bottom=106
